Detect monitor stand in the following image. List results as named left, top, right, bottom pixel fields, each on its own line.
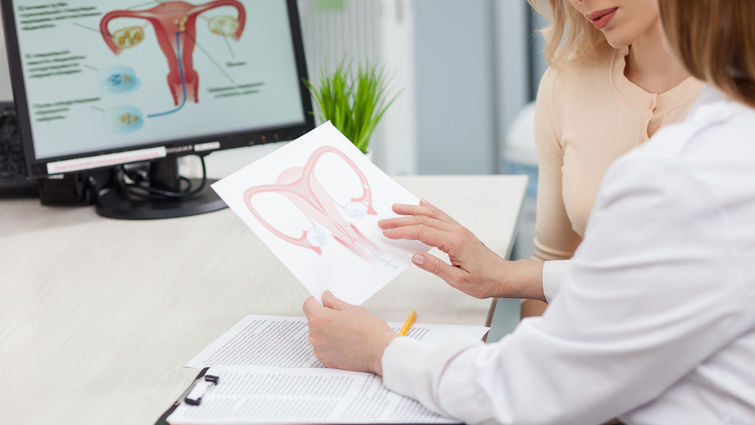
left=96, top=157, right=227, bottom=220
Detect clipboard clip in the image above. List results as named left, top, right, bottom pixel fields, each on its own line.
left=184, top=374, right=219, bottom=406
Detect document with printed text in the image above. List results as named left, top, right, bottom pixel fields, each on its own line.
left=186, top=315, right=489, bottom=369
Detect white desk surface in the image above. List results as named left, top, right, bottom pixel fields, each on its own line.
left=0, top=174, right=526, bottom=425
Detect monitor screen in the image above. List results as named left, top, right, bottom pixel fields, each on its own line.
left=2, top=0, right=313, bottom=177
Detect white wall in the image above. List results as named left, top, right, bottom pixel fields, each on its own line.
left=297, top=0, right=416, bottom=175
left=201, top=0, right=417, bottom=178
left=374, top=0, right=416, bottom=175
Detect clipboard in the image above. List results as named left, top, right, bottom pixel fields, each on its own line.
left=154, top=367, right=209, bottom=425
left=153, top=366, right=465, bottom=425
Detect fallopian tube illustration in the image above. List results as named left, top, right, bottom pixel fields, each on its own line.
left=99, top=0, right=246, bottom=111
left=244, top=146, right=396, bottom=268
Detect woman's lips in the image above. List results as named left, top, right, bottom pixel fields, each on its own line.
left=588, top=7, right=618, bottom=29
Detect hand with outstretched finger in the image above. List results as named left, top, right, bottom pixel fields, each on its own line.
left=303, top=291, right=397, bottom=375
left=379, top=200, right=545, bottom=301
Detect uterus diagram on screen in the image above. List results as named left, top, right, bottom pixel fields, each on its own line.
left=99, top=0, right=246, bottom=114
left=244, top=146, right=397, bottom=269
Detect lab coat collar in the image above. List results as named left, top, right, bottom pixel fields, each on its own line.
left=686, top=85, right=730, bottom=119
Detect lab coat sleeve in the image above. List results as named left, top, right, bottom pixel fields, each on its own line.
left=541, top=260, right=569, bottom=303
left=381, top=151, right=749, bottom=425
left=381, top=336, right=481, bottom=418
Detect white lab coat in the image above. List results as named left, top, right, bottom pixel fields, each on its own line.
left=381, top=90, right=755, bottom=425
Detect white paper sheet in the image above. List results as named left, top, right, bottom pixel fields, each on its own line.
left=186, top=315, right=490, bottom=369
left=168, top=367, right=460, bottom=424
left=211, top=122, right=429, bottom=305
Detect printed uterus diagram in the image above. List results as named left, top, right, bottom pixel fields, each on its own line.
left=99, top=0, right=246, bottom=109
left=244, top=146, right=397, bottom=268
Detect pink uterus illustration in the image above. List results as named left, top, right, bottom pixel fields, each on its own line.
left=100, top=0, right=246, bottom=107
left=244, top=146, right=394, bottom=267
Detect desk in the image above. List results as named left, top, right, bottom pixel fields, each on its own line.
left=0, top=175, right=526, bottom=425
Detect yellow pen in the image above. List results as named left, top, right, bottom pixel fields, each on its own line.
left=398, top=311, right=416, bottom=336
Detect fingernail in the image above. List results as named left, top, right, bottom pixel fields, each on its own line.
left=412, top=254, right=424, bottom=265
left=420, top=199, right=429, bottom=206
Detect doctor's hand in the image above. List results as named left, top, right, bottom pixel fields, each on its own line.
left=303, top=291, right=398, bottom=376
left=379, top=200, right=545, bottom=301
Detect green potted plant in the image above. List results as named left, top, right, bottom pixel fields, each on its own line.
left=305, top=59, right=400, bottom=154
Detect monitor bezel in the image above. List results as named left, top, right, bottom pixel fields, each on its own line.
left=1, top=0, right=315, bottom=178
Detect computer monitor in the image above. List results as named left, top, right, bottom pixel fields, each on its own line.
left=1, top=0, right=314, bottom=218
left=0, top=10, right=13, bottom=105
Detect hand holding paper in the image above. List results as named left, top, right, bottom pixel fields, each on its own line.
left=303, top=290, right=398, bottom=375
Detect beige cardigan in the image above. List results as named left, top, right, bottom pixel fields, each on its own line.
left=532, top=47, right=705, bottom=261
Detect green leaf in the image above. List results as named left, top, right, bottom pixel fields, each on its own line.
left=302, top=57, right=400, bottom=152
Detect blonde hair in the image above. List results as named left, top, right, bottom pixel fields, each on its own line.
left=528, top=0, right=613, bottom=68
left=659, top=0, right=755, bottom=109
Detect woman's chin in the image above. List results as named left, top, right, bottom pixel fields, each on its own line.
left=604, top=35, right=632, bottom=50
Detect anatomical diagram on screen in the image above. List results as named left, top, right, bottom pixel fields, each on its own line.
left=100, top=0, right=246, bottom=116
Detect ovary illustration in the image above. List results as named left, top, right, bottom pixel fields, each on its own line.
left=99, top=0, right=246, bottom=108
left=244, top=146, right=396, bottom=268
left=111, top=26, right=145, bottom=49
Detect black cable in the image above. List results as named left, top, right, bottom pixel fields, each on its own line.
left=116, top=154, right=208, bottom=200
left=0, top=106, right=22, bottom=178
